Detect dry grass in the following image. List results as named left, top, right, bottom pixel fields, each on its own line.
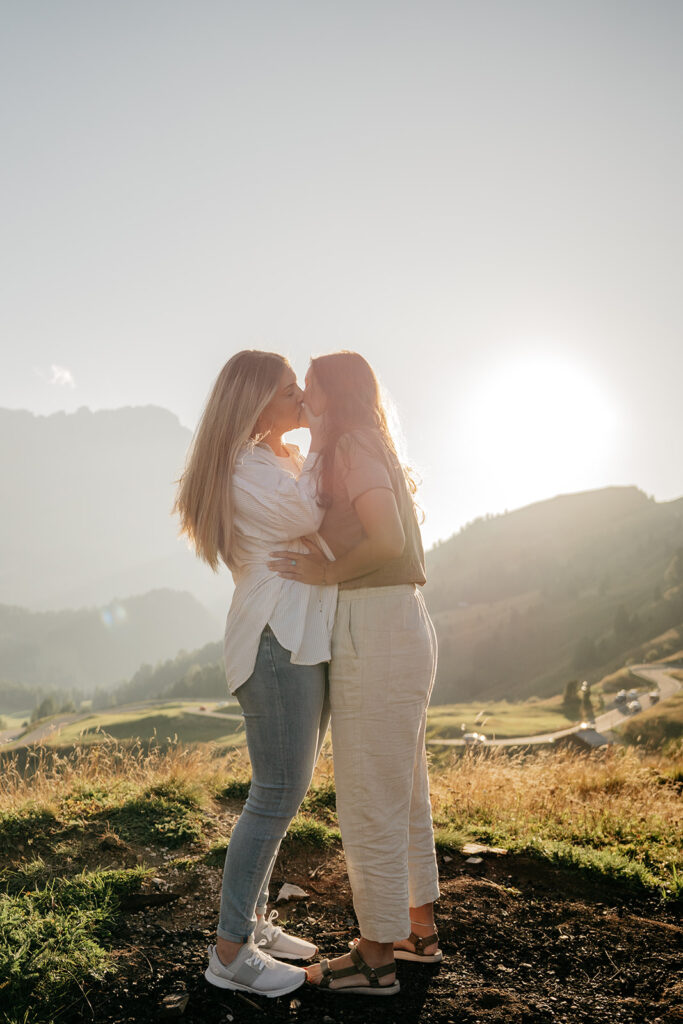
left=1, top=739, right=680, bottom=898
left=429, top=744, right=683, bottom=896
left=0, top=740, right=243, bottom=816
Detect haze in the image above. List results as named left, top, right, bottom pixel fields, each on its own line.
left=2, top=0, right=682, bottom=548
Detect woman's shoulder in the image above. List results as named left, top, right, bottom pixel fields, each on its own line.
left=335, top=426, right=383, bottom=459
left=233, top=443, right=293, bottom=482
left=334, top=428, right=395, bottom=486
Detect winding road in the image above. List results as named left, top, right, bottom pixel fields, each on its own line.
left=427, top=663, right=682, bottom=748
left=0, top=698, right=242, bottom=748
left=2, top=667, right=679, bottom=750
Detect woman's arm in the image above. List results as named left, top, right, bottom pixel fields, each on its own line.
left=233, top=450, right=325, bottom=540
left=268, top=486, right=405, bottom=585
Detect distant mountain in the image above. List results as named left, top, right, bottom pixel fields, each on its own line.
left=92, top=485, right=683, bottom=711
left=0, top=589, right=220, bottom=692
left=423, top=487, right=683, bottom=703
left=0, top=406, right=231, bottom=615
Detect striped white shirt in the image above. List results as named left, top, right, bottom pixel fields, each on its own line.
left=223, top=442, right=337, bottom=694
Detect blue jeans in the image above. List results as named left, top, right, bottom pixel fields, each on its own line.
left=217, top=626, right=330, bottom=942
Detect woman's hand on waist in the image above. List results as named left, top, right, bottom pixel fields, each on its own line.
left=268, top=537, right=336, bottom=585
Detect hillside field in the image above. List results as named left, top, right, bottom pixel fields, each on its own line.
left=0, top=740, right=681, bottom=1024
left=2, top=695, right=591, bottom=750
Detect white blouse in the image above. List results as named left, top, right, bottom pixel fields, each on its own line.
left=223, top=442, right=337, bottom=693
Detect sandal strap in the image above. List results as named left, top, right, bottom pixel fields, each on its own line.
left=318, top=952, right=377, bottom=986
left=407, top=931, right=439, bottom=955
left=349, top=945, right=396, bottom=985
left=318, top=959, right=334, bottom=989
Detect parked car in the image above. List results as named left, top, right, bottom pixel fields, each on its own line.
left=615, top=690, right=628, bottom=706
left=463, top=732, right=487, bottom=746
left=648, top=692, right=660, bottom=704
left=578, top=721, right=596, bottom=730
left=627, top=700, right=642, bottom=714
left=627, top=689, right=639, bottom=700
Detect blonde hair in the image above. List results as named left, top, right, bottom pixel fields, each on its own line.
left=174, top=350, right=289, bottom=570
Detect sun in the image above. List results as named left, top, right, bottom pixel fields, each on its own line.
left=461, top=353, right=619, bottom=510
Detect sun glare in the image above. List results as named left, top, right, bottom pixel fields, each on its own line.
left=461, top=354, right=619, bottom=509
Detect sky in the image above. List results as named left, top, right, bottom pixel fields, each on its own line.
left=2, top=0, right=682, bottom=548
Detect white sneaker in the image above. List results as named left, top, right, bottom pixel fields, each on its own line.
left=205, top=940, right=306, bottom=998
left=254, top=909, right=318, bottom=960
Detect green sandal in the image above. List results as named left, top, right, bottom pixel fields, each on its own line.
left=314, top=945, right=400, bottom=996
left=349, top=931, right=444, bottom=964
left=394, top=930, right=443, bottom=964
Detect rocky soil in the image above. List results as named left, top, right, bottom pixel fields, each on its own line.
left=82, top=846, right=683, bottom=1024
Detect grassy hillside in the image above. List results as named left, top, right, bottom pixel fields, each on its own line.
left=0, top=590, right=219, bottom=693
left=424, top=487, right=683, bottom=702
left=616, top=691, right=683, bottom=749
left=425, top=695, right=575, bottom=740
left=2, top=694, right=589, bottom=750
left=0, top=740, right=680, bottom=1024
left=57, top=704, right=244, bottom=747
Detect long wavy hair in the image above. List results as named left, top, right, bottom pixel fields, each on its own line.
left=174, top=350, right=289, bottom=570
left=310, top=351, right=419, bottom=511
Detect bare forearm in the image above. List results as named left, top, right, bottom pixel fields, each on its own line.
left=326, top=536, right=402, bottom=585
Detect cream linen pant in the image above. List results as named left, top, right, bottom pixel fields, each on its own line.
left=329, top=583, right=440, bottom=943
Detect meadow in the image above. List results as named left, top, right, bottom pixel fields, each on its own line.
left=5, top=693, right=587, bottom=750
left=0, top=737, right=681, bottom=1023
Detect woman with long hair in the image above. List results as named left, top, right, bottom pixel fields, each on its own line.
left=174, top=349, right=338, bottom=998
left=269, top=351, right=441, bottom=997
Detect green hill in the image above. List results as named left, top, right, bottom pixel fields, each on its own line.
left=424, top=487, right=683, bottom=702
left=0, top=590, right=219, bottom=693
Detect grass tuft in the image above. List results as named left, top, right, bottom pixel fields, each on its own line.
left=433, top=825, right=471, bottom=852
left=285, top=815, right=340, bottom=849
left=102, top=788, right=203, bottom=848
left=0, top=867, right=148, bottom=1024
left=204, top=840, right=229, bottom=867
left=0, top=806, right=59, bottom=852
left=216, top=778, right=251, bottom=802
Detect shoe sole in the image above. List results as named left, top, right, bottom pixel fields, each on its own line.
left=315, top=980, right=401, bottom=996
left=205, top=966, right=306, bottom=998
left=394, top=949, right=443, bottom=963
left=348, top=939, right=443, bottom=964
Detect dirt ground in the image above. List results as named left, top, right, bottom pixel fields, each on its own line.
left=82, top=845, right=683, bottom=1024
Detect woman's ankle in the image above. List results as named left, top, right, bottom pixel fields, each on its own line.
left=356, top=937, right=395, bottom=966
left=408, top=903, right=436, bottom=932
left=216, top=936, right=244, bottom=965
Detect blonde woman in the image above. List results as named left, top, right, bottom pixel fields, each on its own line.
left=174, top=350, right=337, bottom=998
left=269, top=351, right=441, bottom=997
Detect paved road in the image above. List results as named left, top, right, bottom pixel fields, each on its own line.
left=1, top=712, right=90, bottom=747
left=0, top=699, right=242, bottom=747
left=428, top=663, right=682, bottom=748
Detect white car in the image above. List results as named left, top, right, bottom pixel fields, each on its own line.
left=627, top=700, right=642, bottom=714
left=463, top=732, right=487, bottom=746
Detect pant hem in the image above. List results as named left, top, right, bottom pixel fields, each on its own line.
left=216, top=926, right=252, bottom=943
left=409, top=884, right=441, bottom=908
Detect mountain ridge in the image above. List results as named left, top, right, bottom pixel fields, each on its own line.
left=0, top=404, right=230, bottom=615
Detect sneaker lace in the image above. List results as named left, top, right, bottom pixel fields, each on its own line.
left=244, top=945, right=275, bottom=972
left=259, top=909, right=283, bottom=943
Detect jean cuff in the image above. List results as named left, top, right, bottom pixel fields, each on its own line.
left=216, top=925, right=253, bottom=943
